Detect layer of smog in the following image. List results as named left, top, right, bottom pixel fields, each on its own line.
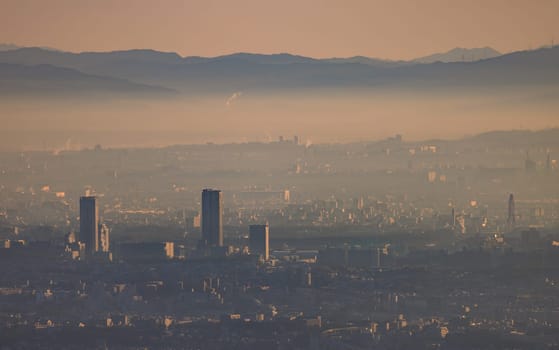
left=1, top=87, right=558, bottom=151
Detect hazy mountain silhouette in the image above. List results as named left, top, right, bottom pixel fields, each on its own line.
left=0, top=43, right=61, bottom=52
left=0, top=44, right=21, bottom=51
left=466, top=128, right=559, bottom=147
left=199, top=52, right=317, bottom=64
left=0, top=46, right=557, bottom=95
left=0, top=62, right=175, bottom=97
left=413, top=47, right=502, bottom=63
left=323, top=56, right=409, bottom=68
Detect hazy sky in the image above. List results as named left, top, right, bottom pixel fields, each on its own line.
left=1, top=0, right=558, bottom=59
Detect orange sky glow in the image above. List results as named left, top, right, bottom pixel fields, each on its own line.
left=1, top=0, right=558, bottom=59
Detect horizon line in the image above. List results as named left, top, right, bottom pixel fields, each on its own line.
left=5, top=127, right=558, bottom=153
left=5, top=42, right=548, bottom=62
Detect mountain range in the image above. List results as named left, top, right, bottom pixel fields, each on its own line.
left=0, top=62, right=174, bottom=97
left=413, top=47, right=501, bottom=63
left=0, top=45, right=557, bottom=97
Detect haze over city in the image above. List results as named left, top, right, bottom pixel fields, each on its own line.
left=1, top=1, right=559, bottom=349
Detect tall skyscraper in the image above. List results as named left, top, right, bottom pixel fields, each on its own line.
left=249, top=224, right=269, bottom=260
left=507, top=193, right=516, bottom=231
left=80, top=196, right=98, bottom=256
left=201, top=189, right=223, bottom=247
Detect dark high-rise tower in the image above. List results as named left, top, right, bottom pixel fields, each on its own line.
left=201, top=189, right=223, bottom=247
left=507, top=193, right=516, bottom=231
left=80, top=196, right=99, bottom=255
left=249, top=224, right=269, bottom=260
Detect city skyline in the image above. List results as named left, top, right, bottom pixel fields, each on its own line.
left=1, top=121, right=558, bottom=349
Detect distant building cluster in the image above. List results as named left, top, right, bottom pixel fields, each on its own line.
left=1, top=133, right=559, bottom=348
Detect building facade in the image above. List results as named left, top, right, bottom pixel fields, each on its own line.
left=80, top=196, right=98, bottom=256
left=201, top=189, right=223, bottom=247
left=249, top=224, right=269, bottom=260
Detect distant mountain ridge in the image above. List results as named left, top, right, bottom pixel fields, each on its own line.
left=0, top=62, right=175, bottom=97
left=413, top=47, right=502, bottom=63
left=0, top=43, right=60, bottom=52
left=466, top=128, right=559, bottom=147
left=0, top=45, right=557, bottom=97
left=0, top=44, right=20, bottom=51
